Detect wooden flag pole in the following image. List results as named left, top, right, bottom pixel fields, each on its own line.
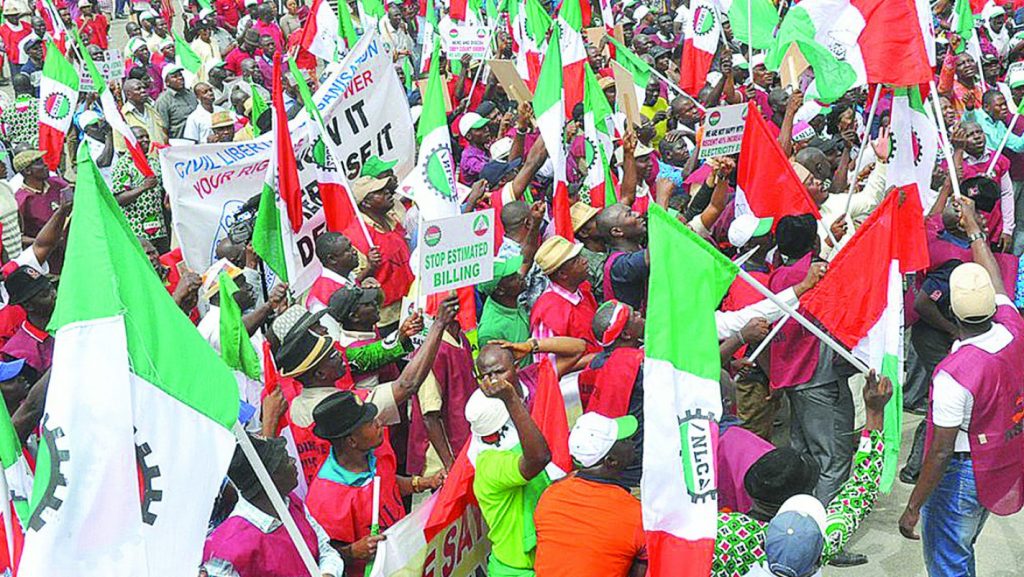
left=928, top=79, right=964, bottom=200
left=842, top=86, right=882, bottom=217
left=985, top=109, right=1022, bottom=176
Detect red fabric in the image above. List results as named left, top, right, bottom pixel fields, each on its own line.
left=852, top=0, right=932, bottom=87
left=203, top=493, right=318, bottom=577
left=736, top=101, right=821, bottom=224
left=530, top=283, right=601, bottom=352
left=319, top=181, right=373, bottom=255
left=531, top=357, right=572, bottom=472
left=768, top=255, right=818, bottom=389
left=306, top=432, right=405, bottom=577
left=0, top=23, right=30, bottom=65
left=449, top=0, right=467, bottom=20
left=425, top=286, right=477, bottom=333
left=271, top=58, right=304, bottom=233
left=367, top=224, right=415, bottom=308
left=645, top=531, right=715, bottom=577
left=553, top=181, right=575, bottom=241
left=801, top=187, right=928, bottom=348
left=0, top=499, right=22, bottom=576
left=716, top=425, right=773, bottom=514
left=423, top=443, right=476, bottom=542
left=77, top=14, right=109, bottom=49
left=679, top=38, right=715, bottom=97
left=0, top=306, right=25, bottom=349
left=586, top=347, right=643, bottom=417
left=305, top=275, right=346, bottom=310
left=287, top=29, right=317, bottom=72
left=215, top=0, right=243, bottom=29
left=721, top=269, right=771, bottom=312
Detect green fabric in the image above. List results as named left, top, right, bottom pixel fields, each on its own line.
left=728, top=0, right=779, bottom=50
left=477, top=299, right=530, bottom=365
left=174, top=32, right=202, bottom=75
left=71, top=28, right=107, bottom=97
left=49, top=143, right=239, bottom=428
left=608, top=38, right=652, bottom=93
left=252, top=181, right=289, bottom=283
left=287, top=57, right=327, bottom=163
left=345, top=337, right=412, bottom=373
left=218, top=273, right=262, bottom=380
left=110, top=152, right=165, bottom=240
left=0, top=389, right=28, bottom=522
left=338, top=0, right=358, bottom=50
left=645, top=205, right=738, bottom=379
left=952, top=0, right=975, bottom=51
left=249, top=82, right=268, bottom=137
left=360, top=0, right=385, bottom=20
left=473, top=449, right=548, bottom=570
left=766, top=5, right=859, bottom=104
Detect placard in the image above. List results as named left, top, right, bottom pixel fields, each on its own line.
left=698, top=103, right=748, bottom=159
left=418, top=209, right=495, bottom=295
left=611, top=60, right=641, bottom=129
left=488, top=59, right=533, bottom=103
left=440, top=23, right=491, bottom=58
left=778, top=43, right=809, bottom=92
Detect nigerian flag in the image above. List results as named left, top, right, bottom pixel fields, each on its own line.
left=18, top=145, right=239, bottom=576
left=642, top=205, right=732, bottom=577
left=582, top=67, right=616, bottom=207
left=174, top=31, right=202, bottom=76
left=219, top=272, right=261, bottom=380
left=801, top=189, right=929, bottom=492
left=724, top=0, right=779, bottom=49
left=608, top=37, right=651, bottom=104
left=0, top=384, right=30, bottom=570
left=398, top=39, right=459, bottom=221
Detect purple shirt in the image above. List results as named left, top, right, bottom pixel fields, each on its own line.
left=15, top=177, right=66, bottom=239
left=1, top=321, right=53, bottom=372
left=459, top=143, right=490, bottom=185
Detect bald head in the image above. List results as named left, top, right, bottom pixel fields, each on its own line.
left=595, top=204, right=629, bottom=239
left=794, top=147, right=831, bottom=182
left=501, top=201, right=530, bottom=237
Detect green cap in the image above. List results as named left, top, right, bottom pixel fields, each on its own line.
left=478, top=255, right=524, bottom=296
left=360, top=156, right=398, bottom=178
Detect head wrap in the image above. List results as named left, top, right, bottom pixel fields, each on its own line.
left=596, top=300, right=631, bottom=346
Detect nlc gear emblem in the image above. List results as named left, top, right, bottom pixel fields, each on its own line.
left=424, top=144, right=457, bottom=203
left=678, top=409, right=718, bottom=504
left=27, top=414, right=70, bottom=532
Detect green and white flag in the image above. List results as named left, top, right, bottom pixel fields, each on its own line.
left=219, top=273, right=262, bottom=380
left=19, top=144, right=240, bottom=575
left=608, top=37, right=651, bottom=104
left=398, top=39, right=460, bottom=221
left=642, top=205, right=732, bottom=575
left=723, top=0, right=779, bottom=50
left=0, top=380, right=31, bottom=566
left=174, top=31, right=202, bottom=76
left=582, top=66, right=616, bottom=207
left=38, top=38, right=79, bottom=171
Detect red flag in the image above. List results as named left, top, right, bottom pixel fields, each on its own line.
left=426, top=287, right=478, bottom=333
left=318, top=176, right=374, bottom=254
left=271, top=58, right=304, bottom=233
left=855, top=0, right=933, bottom=88
left=801, top=186, right=928, bottom=347
left=736, top=101, right=821, bottom=225
left=531, top=358, right=572, bottom=472
left=423, top=442, right=477, bottom=541
left=449, top=0, right=467, bottom=20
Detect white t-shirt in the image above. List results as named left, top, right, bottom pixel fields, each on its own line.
left=182, top=106, right=223, bottom=144
left=931, top=295, right=1016, bottom=452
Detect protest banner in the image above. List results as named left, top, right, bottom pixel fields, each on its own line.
left=418, top=210, right=495, bottom=295
left=368, top=494, right=489, bottom=577
left=699, top=103, right=749, bottom=159
left=488, top=59, right=533, bottom=103
left=161, top=30, right=415, bottom=294
left=439, top=21, right=491, bottom=58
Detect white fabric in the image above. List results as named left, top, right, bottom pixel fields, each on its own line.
left=714, top=287, right=798, bottom=340
left=182, top=105, right=221, bottom=144
left=931, top=296, right=1015, bottom=451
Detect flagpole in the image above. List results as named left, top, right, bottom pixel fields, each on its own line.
left=232, top=423, right=320, bottom=577
left=985, top=109, right=1021, bottom=176
left=465, top=18, right=500, bottom=108
left=734, top=268, right=871, bottom=374
left=842, top=85, right=881, bottom=217
left=746, top=0, right=753, bottom=67
left=649, top=67, right=707, bottom=112
left=928, top=79, right=964, bottom=200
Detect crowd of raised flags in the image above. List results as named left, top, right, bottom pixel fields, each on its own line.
left=0, top=0, right=1019, bottom=575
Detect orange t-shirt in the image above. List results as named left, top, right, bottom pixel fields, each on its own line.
left=533, top=475, right=646, bottom=577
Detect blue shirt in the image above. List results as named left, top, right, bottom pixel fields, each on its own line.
left=607, top=250, right=649, bottom=310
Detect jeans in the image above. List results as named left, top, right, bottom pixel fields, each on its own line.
left=921, top=456, right=990, bottom=577
left=788, top=380, right=856, bottom=503
left=115, top=0, right=127, bottom=14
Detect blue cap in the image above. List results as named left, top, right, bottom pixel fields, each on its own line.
left=0, top=358, right=26, bottom=381
left=765, top=510, right=825, bottom=577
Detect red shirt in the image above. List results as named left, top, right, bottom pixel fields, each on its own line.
left=77, top=14, right=109, bottom=49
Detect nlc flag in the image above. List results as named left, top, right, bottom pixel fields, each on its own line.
left=18, top=144, right=239, bottom=576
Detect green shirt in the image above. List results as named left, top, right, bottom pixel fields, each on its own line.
left=346, top=335, right=412, bottom=374
left=965, top=108, right=1024, bottom=154
left=474, top=449, right=547, bottom=570
left=478, top=299, right=530, bottom=365
left=110, top=153, right=166, bottom=240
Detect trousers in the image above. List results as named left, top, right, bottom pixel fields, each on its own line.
left=921, top=456, right=990, bottom=577
left=787, top=380, right=856, bottom=503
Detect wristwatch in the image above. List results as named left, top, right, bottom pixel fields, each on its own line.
left=968, top=231, right=987, bottom=244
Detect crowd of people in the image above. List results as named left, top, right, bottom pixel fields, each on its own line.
left=1, top=0, right=1024, bottom=575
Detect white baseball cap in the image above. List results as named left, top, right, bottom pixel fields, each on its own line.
left=568, top=413, right=638, bottom=468
left=458, top=112, right=490, bottom=137
left=950, top=262, right=996, bottom=322
left=728, top=214, right=774, bottom=248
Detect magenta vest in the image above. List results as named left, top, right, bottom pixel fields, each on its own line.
left=717, top=424, right=774, bottom=514
left=962, top=152, right=1011, bottom=242
left=929, top=305, right=1024, bottom=516
left=768, top=255, right=819, bottom=389
left=203, top=493, right=320, bottom=577
left=407, top=333, right=477, bottom=475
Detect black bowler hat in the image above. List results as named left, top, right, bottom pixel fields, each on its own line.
left=312, top=391, right=378, bottom=440
left=327, top=286, right=381, bottom=323
left=744, top=447, right=821, bottom=507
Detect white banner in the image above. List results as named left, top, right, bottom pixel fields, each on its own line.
left=161, top=30, right=415, bottom=294
left=418, top=210, right=495, bottom=295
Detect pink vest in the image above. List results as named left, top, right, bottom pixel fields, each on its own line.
left=203, top=493, right=319, bottom=577
left=407, top=333, right=477, bottom=475
left=929, top=305, right=1024, bottom=515
left=768, top=255, right=819, bottom=389
left=717, top=424, right=774, bottom=514
left=962, top=152, right=1011, bottom=242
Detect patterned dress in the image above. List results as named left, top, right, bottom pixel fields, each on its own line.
left=0, top=95, right=39, bottom=148
left=712, top=431, right=886, bottom=577
left=110, top=153, right=166, bottom=241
